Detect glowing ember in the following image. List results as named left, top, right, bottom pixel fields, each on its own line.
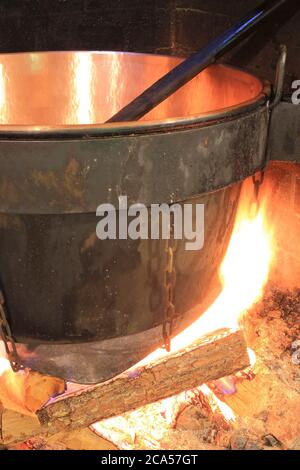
left=92, top=384, right=235, bottom=449
left=199, top=385, right=236, bottom=423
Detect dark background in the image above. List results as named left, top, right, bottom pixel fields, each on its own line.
left=0, top=0, right=300, bottom=90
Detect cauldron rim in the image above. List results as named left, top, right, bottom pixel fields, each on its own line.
left=0, top=50, right=270, bottom=140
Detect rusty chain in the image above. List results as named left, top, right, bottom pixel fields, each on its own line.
left=0, top=290, right=22, bottom=372
left=162, top=214, right=178, bottom=352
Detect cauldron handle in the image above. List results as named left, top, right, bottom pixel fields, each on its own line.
left=106, top=0, right=289, bottom=123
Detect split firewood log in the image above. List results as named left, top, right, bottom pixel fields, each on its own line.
left=1, top=328, right=249, bottom=446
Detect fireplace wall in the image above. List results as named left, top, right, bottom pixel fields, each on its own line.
left=0, top=1, right=299, bottom=92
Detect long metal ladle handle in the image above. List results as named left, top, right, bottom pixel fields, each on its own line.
left=107, top=0, right=288, bottom=123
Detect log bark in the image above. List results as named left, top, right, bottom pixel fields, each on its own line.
left=38, top=329, right=249, bottom=435
left=0, top=328, right=249, bottom=445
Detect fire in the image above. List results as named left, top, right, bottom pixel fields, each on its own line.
left=247, top=348, right=257, bottom=368
left=0, top=357, right=10, bottom=376
left=137, top=180, right=273, bottom=366
left=92, top=383, right=236, bottom=449
left=0, top=342, right=10, bottom=376
left=0, top=176, right=274, bottom=446
left=199, top=385, right=236, bottom=423
left=0, top=344, right=28, bottom=415
left=92, top=178, right=274, bottom=447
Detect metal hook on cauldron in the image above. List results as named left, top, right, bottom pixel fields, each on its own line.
left=270, top=44, right=288, bottom=110
left=250, top=44, right=287, bottom=206
left=107, top=0, right=290, bottom=123
left=250, top=44, right=288, bottom=209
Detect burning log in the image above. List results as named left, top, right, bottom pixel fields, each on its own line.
left=8, top=328, right=249, bottom=445
left=37, top=329, right=249, bottom=434
left=0, top=328, right=249, bottom=446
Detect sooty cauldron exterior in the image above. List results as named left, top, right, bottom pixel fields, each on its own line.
left=0, top=51, right=270, bottom=383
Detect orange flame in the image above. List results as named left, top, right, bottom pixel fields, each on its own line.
left=138, top=182, right=273, bottom=366
left=92, top=179, right=274, bottom=445
left=1, top=177, right=274, bottom=438
left=0, top=343, right=30, bottom=414
left=199, top=384, right=236, bottom=422
left=0, top=342, right=10, bottom=376
left=0, top=357, right=10, bottom=376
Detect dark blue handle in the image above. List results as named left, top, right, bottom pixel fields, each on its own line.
left=107, top=0, right=288, bottom=123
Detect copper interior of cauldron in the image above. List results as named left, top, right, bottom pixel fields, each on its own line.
left=0, top=51, right=263, bottom=127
